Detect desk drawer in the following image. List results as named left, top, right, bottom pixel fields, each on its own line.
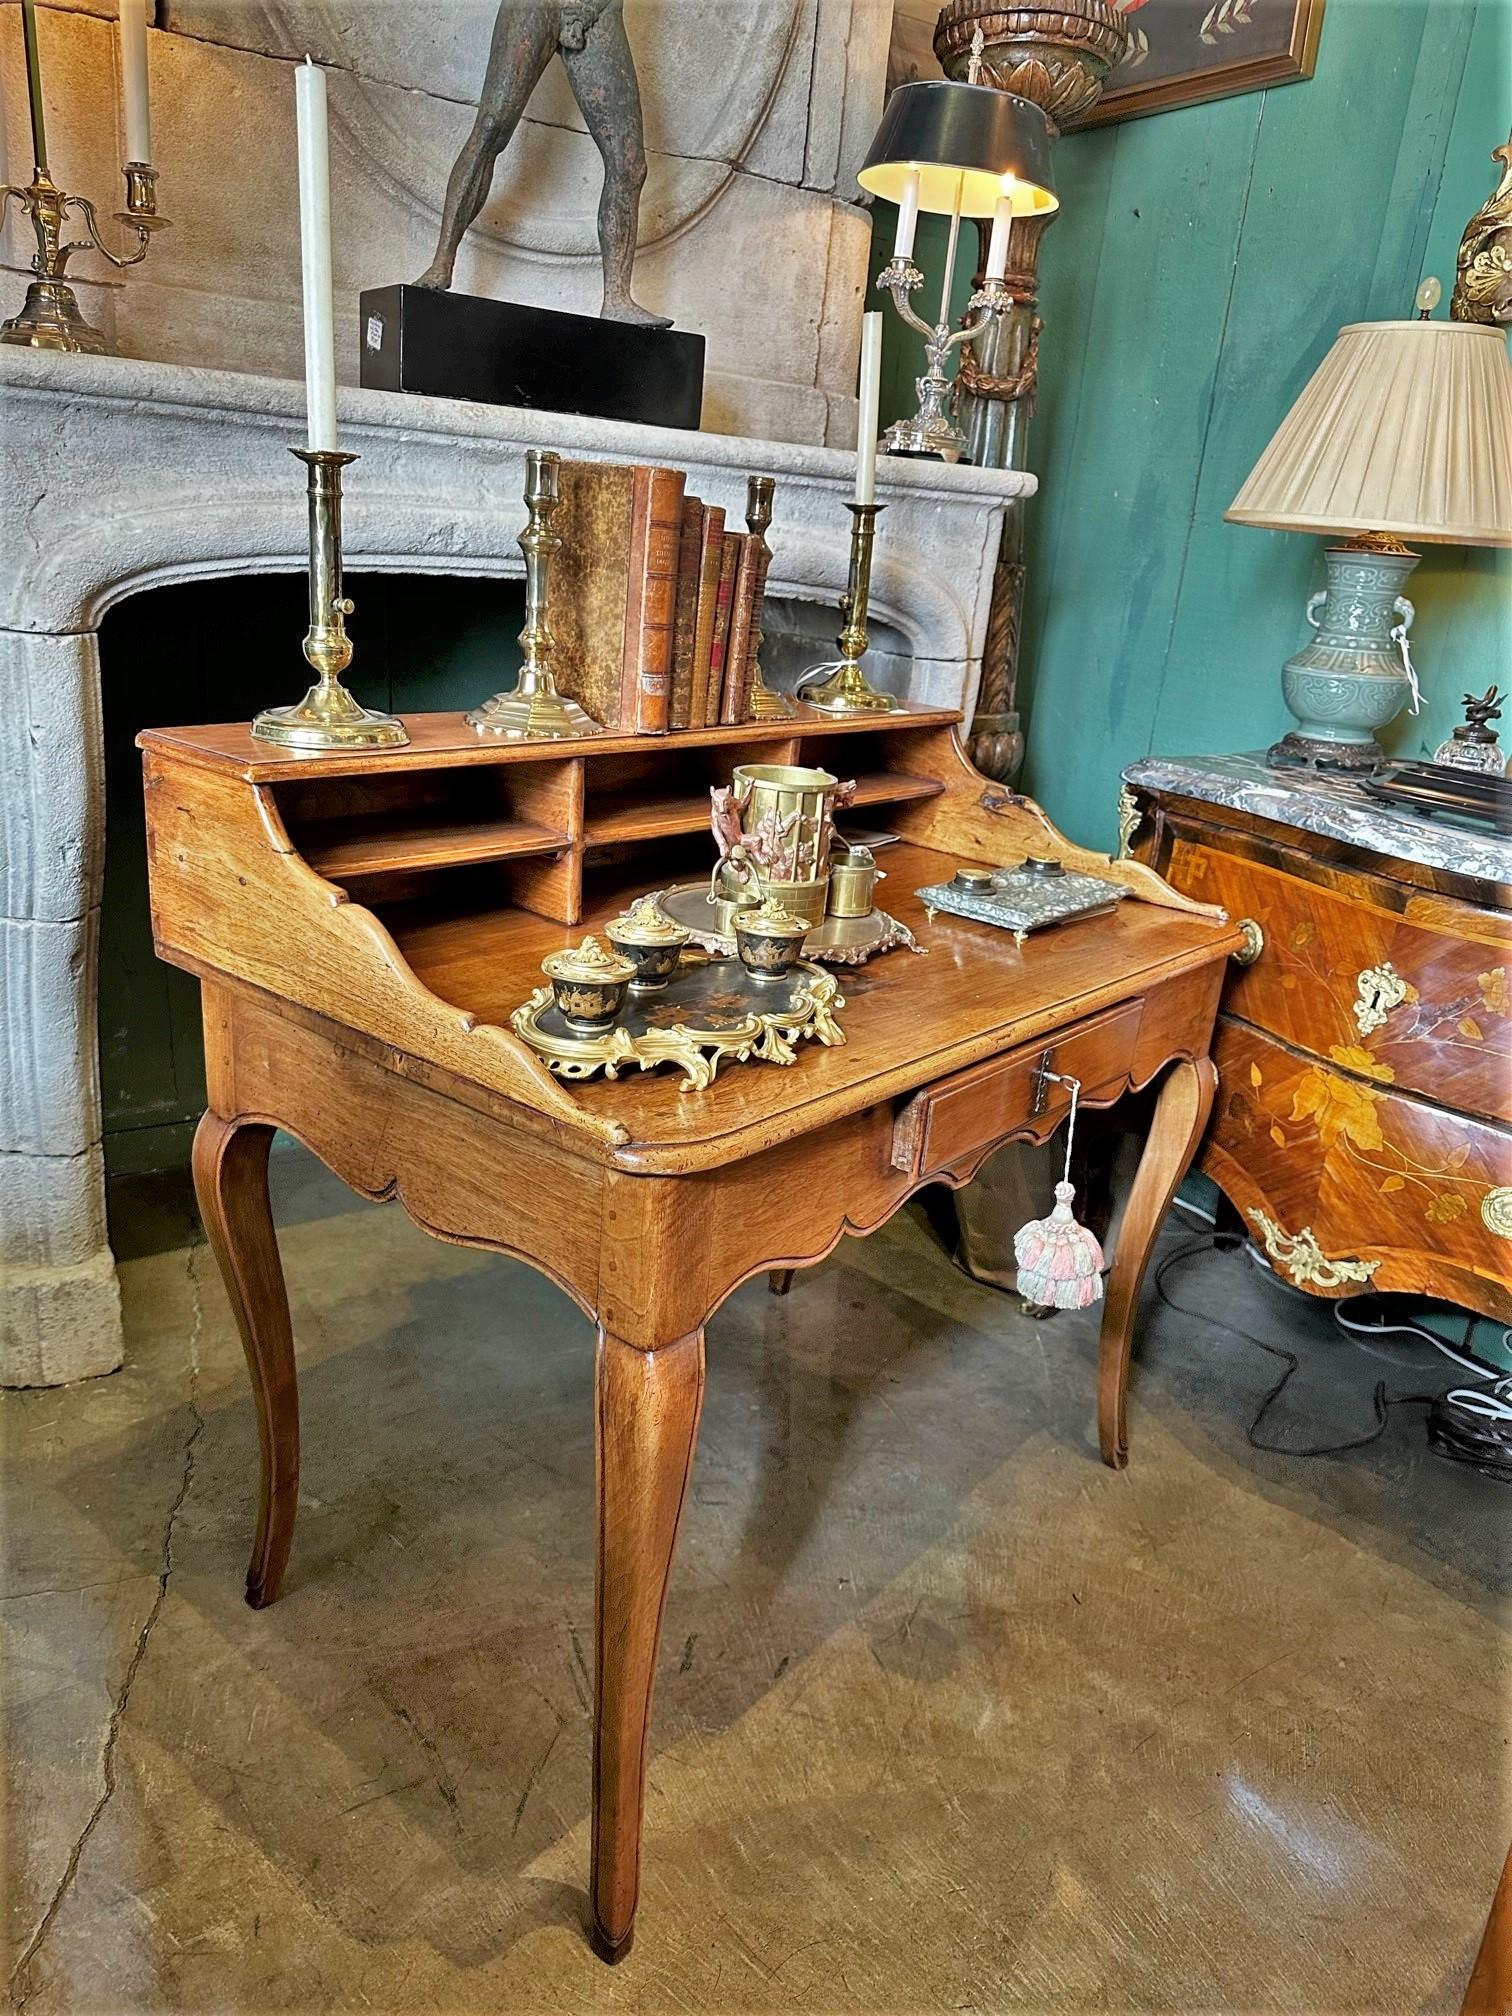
left=891, top=1001, right=1143, bottom=1179
left=1166, top=840, right=1512, bottom=1123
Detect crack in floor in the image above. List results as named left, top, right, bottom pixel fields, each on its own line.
left=8, top=1248, right=207, bottom=2013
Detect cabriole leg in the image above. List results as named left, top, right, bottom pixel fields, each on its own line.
left=1096, top=1056, right=1218, bottom=1469
left=191, top=1112, right=299, bottom=1607
left=591, top=1325, right=705, bottom=1962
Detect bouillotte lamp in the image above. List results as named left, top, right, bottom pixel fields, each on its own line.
left=1226, top=315, right=1512, bottom=771
left=858, top=31, right=1057, bottom=464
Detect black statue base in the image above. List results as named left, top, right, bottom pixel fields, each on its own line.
left=359, top=285, right=705, bottom=431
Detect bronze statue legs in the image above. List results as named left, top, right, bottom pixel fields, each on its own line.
left=416, top=0, right=669, bottom=328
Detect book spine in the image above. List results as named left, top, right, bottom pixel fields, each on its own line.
left=688, top=504, right=726, bottom=731
left=620, top=465, right=687, bottom=734
left=721, top=533, right=763, bottom=724
left=739, top=531, right=774, bottom=716
left=705, top=533, right=743, bottom=726
left=669, top=497, right=704, bottom=731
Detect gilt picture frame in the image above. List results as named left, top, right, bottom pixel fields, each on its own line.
left=1070, top=0, right=1325, bottom=130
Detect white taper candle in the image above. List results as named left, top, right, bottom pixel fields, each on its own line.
left=985, top=194, right=1013, bottom=282
left=118, top=0, right=150, bottom=163
left=893, top=168, right=920, bottom=262
left=855, top=309, right=882, bottom=506
left=295, top=56, right=338, bottom=453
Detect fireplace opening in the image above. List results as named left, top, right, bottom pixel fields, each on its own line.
left=98, top=570, right=529, bottom=1199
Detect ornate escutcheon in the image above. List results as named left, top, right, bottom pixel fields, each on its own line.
left=1482, top=1188, right=1512, bottom=1241
left=1233, top=918, right=1264, bottom=968
left=1353, top=960, right=1408, bottom=1038
left=1248, top=1210, right=1379, bottom=1290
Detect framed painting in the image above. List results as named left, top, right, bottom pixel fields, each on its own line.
left=1071, top=0, right=1325, bottom=129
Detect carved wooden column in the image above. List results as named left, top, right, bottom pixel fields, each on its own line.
left=933, top=1, right=1129, bottom=783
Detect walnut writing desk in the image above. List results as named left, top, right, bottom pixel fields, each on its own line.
left=139, top=706, right=1241, bottom=1961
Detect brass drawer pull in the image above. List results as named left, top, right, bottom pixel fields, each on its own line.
left=1233, top=918, right=1264, bottom=967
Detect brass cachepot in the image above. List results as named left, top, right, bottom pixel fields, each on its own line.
left=731, top=762, right=840, bottom=923
left=827, top=846, right=885, bottom=919
left=540, top=936, right=636, bottom=1032
left=605, top=898, right=692, bottom=992
left=734, top=900, right=811, bottom=984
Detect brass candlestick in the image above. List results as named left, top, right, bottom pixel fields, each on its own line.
left=742, top=474, right=795, bottom=722
left=799, top=503, right=898, bottom=716
left=1, top=2, right=170, bottom=352
left=252, top=450, right=408, bottom=750
left=467, top=448, right=602, bottom=739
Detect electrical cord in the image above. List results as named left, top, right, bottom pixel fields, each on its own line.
left=1170, top=1194, right=1218, bottom=1229
left=1331, top=1297, right=1497, bottom=1381
left=1154, top=1232, right=1440, bottom=1458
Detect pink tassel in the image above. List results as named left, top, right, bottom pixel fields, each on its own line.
left=1012, top=1064, right=1105, bottom=1311
left=1014, top=1181, right=1104, bottom=1310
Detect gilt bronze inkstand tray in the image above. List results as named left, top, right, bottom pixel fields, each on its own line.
left=512, top=933, right=845, bottom=1094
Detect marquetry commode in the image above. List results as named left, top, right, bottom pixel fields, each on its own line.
left=1126, top=753, right=1512, bottom=1322
left=140, top=705, right=1243, bottom=1961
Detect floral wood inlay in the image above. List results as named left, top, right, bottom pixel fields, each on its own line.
left=1234, top=1051, right=1504, bottom=1234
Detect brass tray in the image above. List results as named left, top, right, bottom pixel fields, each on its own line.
left=651, top=883, right=924, bottom=965
left=511, top=953, right=845, bottom=1093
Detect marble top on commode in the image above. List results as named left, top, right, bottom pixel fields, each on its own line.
left=1122, top=752, right=1511, bottom=888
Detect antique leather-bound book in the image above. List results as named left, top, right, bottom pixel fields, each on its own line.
left=741, top=524, right=775, bottom=703
left=687, top=504, right=726, bottom=730
left=669, top=497, right=705, bottom=730
left=721, top=531, right=766, bottom=724
left=552, top=461, right=687, bottom=731
left=704, top=532, right=744, bottom=725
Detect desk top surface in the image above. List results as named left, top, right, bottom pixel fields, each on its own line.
left=393, top=843, right=1234, bottom=1168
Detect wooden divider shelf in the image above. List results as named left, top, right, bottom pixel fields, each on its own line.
left=150, top=704, right=964, bottom=924
left=298, top=814, right=569, bottom=881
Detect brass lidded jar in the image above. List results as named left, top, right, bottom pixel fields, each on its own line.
left=541, top=936, right=636, bottom=1032
left=605, top=899, right=692, bottom=992
left=734, top=900, right=811, bottom=984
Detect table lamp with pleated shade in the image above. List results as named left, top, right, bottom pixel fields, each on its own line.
left=1226, top=315, right=1512, bottom=770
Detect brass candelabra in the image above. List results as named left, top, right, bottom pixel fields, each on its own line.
left=1, top=164, right=169, bottom=354
left=251, top=450, right=408, bottom=750
left=875, top=256, right=1012, bottom=465
left=799, top=503, right=898, bottom=716
left=1, top=4, right=169, bottom=352
left=467, top=448, right=602, bottom=739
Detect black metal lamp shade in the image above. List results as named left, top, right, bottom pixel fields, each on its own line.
left=856, top=80, right=1057, bottom=220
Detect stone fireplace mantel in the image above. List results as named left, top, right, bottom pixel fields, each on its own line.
left=0, top=347, right=1034, bottom=1386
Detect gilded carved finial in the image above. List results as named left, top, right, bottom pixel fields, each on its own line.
left=1451, top=135, right=1512, bottom=326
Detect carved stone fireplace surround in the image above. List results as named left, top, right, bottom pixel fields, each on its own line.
left=0, top=347, right=1034, bottom=1386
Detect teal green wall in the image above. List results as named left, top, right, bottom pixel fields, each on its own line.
left=871, top=0, right=1511, bottom=851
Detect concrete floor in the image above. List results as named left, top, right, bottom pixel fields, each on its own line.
left=4, top=1144, right=1507, bottom=2015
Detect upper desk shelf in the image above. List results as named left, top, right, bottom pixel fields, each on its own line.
left=140, top=703, right=960, bottom=917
